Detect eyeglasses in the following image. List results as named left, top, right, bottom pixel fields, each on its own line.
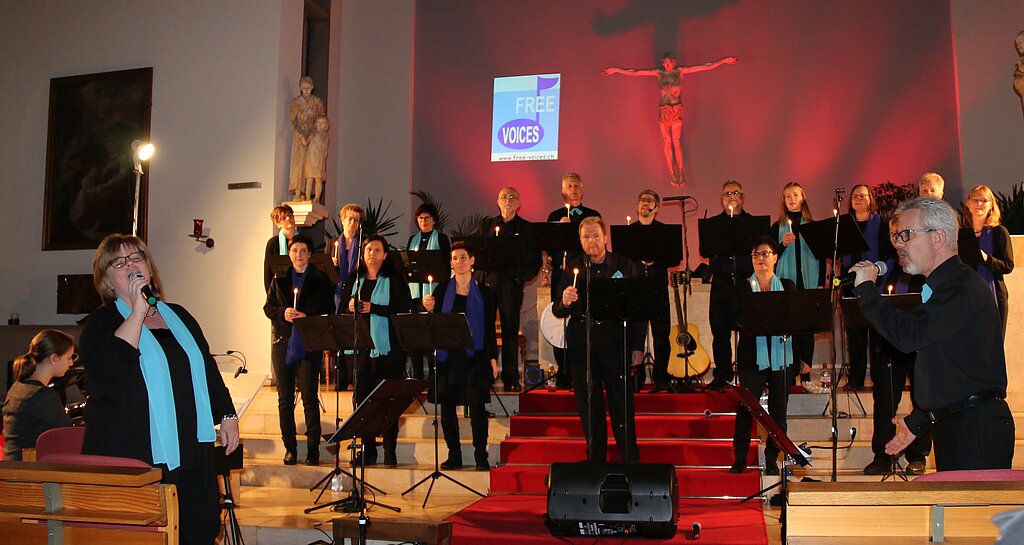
left=69, top=353, right=79, bottom=363
left=498, top=194, right=520, bottom=201
left=751, top=251, right=775, bottom=259
left=891, top=228, right=937, bottom=243
left=722, top=191, right=743, bottom=197
left=851, top=194, right=870, bottom=200
left=969, top=198, right=990, bottom=205
left=107, top=251, right=146, bottom=270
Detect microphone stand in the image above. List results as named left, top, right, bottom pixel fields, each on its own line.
left=827, top=190, right=842, bottom=483
left=584, top=257, right=595, bottom=462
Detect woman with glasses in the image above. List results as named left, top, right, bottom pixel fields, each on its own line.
left=79, top=234, right=238, bottom=545
left=770, top=182, right=819, bottom=388
left=421, top=242, right=499, bottom=470
left=340, top=235, right=412, bottom=467
left=841, top=184, right=893, bottom=391
left=407, top=202, right=450, bottom=380
left=2, top=329, right=76, bottom=461
left=960, top=185, right=1014, bottom=336
left=731, top=236, right=796, bottom=475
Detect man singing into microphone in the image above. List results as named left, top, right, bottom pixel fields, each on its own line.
left=849, top=197, right=1013, bottom=471
left=552, top=217, right=644, bottom=463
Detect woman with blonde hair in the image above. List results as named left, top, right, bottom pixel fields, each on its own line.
left=960, top=185, right=1014, bottom=335
left=2, top=329, right=75, bottom=460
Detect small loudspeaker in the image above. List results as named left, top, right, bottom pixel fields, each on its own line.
left=546, top=462, right=678, bottom=539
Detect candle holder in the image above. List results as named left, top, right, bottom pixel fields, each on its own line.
left=188, top=218, right=215, bottom=248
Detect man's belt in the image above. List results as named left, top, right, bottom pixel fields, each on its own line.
left=926, top=392, right=1003, bottom=424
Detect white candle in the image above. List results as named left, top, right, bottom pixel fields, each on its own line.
left=427, top=275, right=433, bottom=295
left=572, top=268, right=579, bottom=288
left=626, top=215, right=631, bottom=225
left=495, top=225, right=500, bottom=236
left=887, top=285, right=893, bottom=295
left=565, top=203, right=571, bottom=219
left=333, top=239, right=339, bottom=259
left=293, top=288, right=298, bottom=308
left=833, top=209, right=838, bottom=217
left=787, top=218, right=793, bottom=234
left=728, top=205, right=734, bottom=218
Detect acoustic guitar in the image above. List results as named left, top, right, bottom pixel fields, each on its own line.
left=667, top=270, right=710, bottom=378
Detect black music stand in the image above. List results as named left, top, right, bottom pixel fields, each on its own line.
left=269, top=254, right=339, bottom=285
left=307, top=378, right=426, bottom=520
left=391, top=312, right=486, bottom=507
left=392, top=249, right=449, bottom=289
left=293, top=314, right=384, bottom=506
left=452, top=235, right=527, bottom=272
left=697, top=214, right=770, bottom=386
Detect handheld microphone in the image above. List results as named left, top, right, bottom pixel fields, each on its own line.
left=832, top=261, right=887, bottom=288
left=662, top=195, right=690, bottom=202
left=129, top=271, right=158, bottom=306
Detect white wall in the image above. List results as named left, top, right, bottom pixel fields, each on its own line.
left=951, top=1, right=1024, bottom=196
left=0, top=1, right=304, bottom=377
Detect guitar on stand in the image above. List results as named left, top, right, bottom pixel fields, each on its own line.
left=667, top=270, right=710, bottom=386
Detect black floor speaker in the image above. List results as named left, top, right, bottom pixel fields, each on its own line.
left=545, top=462, right=678, bottom=539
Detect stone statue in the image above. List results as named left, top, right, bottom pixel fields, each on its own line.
left=302, top=116, right=330, bottom=203
left=288, top=77, right=325, bottom=201
left=603, top=51, right=738, bottom=187
left=1015, top=31, right=1024, bottom=121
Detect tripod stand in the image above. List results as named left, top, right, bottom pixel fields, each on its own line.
left=392, top=312, right=486, bottom=507
left=216, top=444, right=245, bottom=545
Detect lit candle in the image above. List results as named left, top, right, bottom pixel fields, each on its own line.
left=626, top=215, right=631, bottom=225
left=333, top=239, right=339, bottom=259
left=495, top=225, right=500, bottom=236
left=565, top=203, right=571, bottom=219
left=787, top=218, right=793, bottom=234
left=833, top=209, right=838, bottom=217
left=887, top=285, right=893, bottom=295
left=293, top=288, right=298, bottom=308
left=427, top=275, right=433, bottom=295
left=572, top=268, right=579, bottom=288
left=728, top=205, right=734, bottom=218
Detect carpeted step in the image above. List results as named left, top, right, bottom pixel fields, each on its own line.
left=445, top=495, right=767, bottom=545
left=499, top=438, right=757, bottom=466
left=518, top=390, right=738, bottom=414
left=509, top=413, right=737, bottom=438
left=489, top=465, right=762, bottom=497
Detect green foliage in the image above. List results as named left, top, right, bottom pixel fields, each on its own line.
left=362, top=197, right=401, bottom=238
left=452, top=213, right=490, bottom=238
left=995, top=183, right=1024, bottom=235
left=409, top=190, right=452, bottom=233
left=872, top=181, right=917, bottom=220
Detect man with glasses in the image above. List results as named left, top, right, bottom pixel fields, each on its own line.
left=701, top=180, right=761, bottom=388
left=627, top=189, right=674, bottom=392
left=850, top=197, right=1013, bottom=471
left=482, top=187, right=541, bottom=392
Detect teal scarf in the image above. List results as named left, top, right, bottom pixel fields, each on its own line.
left=277, top=231, right=288, bottom=255
left=350, top=276, right=392, bottom=357
left=776, top=220, right=819, bottom=288
left=408, top=230, right=440, bottom=299
left=748, top=275, right=793, bottom=371
left=115, top=299, right=215, bottom=470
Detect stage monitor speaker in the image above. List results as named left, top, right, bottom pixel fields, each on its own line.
left=546, top=462, right=678, bottom=539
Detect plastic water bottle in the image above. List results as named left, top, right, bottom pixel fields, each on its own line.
left=331, top=474, right=345, bottom=492
left=819, top=366, right=832, bottom=393
left=546, top=364, right=557, bottom=391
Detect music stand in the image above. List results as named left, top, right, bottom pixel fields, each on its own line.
left=452, top=235, right=527, bottom=272
left=392, top=249, right=450, bottom=288
left=268, top=255, right=340, bottom=285
left=307, top=378, right=426, bottom=518
left=293, top=314, right=384, bottom=506
left=390, top=313, right=487, bottom=507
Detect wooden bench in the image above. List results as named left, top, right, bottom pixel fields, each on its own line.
left=787, top=480, right=1024, bottom=544
left=333, top=516, right=452, bottom=545
left=0, top=461, right=178, bottom=545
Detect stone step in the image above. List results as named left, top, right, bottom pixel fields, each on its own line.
left=243, top=384, right=522, bottom=415
left=240, top=408, right=512, bottom=440
left=240, top=461, right=492, bottom=496
left=239, top=433, right=501, bottom=468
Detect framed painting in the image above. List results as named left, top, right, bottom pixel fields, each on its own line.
left=42, top=67, right=152, bottom=250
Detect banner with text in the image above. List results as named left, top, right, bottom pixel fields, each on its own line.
left=491, top=73, right=560, bottom=161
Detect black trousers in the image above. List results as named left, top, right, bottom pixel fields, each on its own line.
left=845, top=328, right=872, bottom=389
left=272, top=343, right=321, bottom=453
left=567, top=330, right=639, bottom=463
left=436, top=354, right=490, bottom=463
left=353, top=351, right=406, bottom=454
left=492, top=278, right=524, bottom=387
left=932, top=399, right=1014, bottom=471
left=733, top=362, right=796, bottom=465
left=870, top=344, right=931, bottom=461
left=161, top=443, right=219, bottom=545
left=709, top=287, right=736, bottom=383
left=646, top=305, right=671, bottom=385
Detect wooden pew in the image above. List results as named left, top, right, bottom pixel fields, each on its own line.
left=787, top=480, right=1024, bottom=544
left=0, top=461, right=178, bottom=545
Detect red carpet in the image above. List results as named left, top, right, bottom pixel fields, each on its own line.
left=445, top=389, right=770, bottom=544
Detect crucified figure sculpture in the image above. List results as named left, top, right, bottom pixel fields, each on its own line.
left=603, top=51, right=738, bottom=187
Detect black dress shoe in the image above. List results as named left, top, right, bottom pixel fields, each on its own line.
left=475, top=460, right=490, bottom=471
left=729, top=461, right=745, bottom=474
left=440, top=458, right=464, bottom=470
left=863, top=457, right=890, bottom=475
left=304, top=453, right=320, bottom=466
left=350, top=452, right=377, bottom=467
left=906, top=460, right=926, bottom=475
left=763, top=460, right=780, bottom=475
left=283, top=451, right=298, bottom=466
left=383, top=449, right=398, bottom=467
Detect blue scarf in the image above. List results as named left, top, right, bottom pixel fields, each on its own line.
left=408, top=230, right=440, bottom=299
left=776, top=219, right=819, bottom=289
left=351, top=276, right=391, bottom=357
left=843, top=213, right=881, bottom=267
left=115, top=299, right=215, bottom=471
left=277, top=231, right=288, bottom=255
left=748, top=275, right=792, bottom=371
left=334, top=233, right=361, bottom=311
left=436, top=279, right=485, bottom=362
left=285, top=269, right=307, bottom=365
